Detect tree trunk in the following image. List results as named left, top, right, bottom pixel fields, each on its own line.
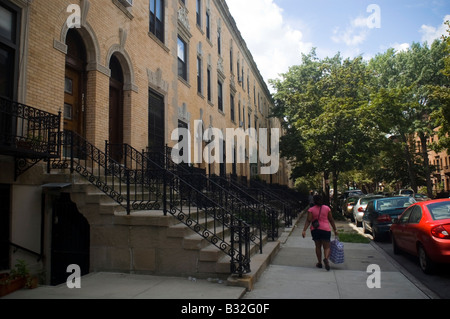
left=401, top=133, right=418, bottom=192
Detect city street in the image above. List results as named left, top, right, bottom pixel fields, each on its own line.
left=350, top=221, right=450, bottom=299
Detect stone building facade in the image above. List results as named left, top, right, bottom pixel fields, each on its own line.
left=0, top=0, right=293, bottom=283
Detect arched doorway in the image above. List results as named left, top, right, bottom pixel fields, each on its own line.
left=109, top=54, right=124, bottom=162
left=64, top=29, right=87, bottom=137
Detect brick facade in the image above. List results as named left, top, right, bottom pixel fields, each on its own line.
left=6, top=0, right=290, bottom=183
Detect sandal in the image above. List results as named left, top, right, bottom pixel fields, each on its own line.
left=323, top=258, right=330, bottom=271
left=316, top=263, right=323, bottom=269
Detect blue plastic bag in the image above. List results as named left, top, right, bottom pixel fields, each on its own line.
left=329, top=238, right=345, bottom=264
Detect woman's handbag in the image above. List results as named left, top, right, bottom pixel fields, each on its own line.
left=311, top=207, right=322, bottom=229
left=329, top=237, right=345, bottom=264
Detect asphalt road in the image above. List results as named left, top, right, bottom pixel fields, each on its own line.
left=350, top=221, right=450, bottom=299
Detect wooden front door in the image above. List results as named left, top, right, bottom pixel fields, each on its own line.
left=108, top=55, right=124, bottom=162
left=109, top=78, right=123, bottom=147
left=63, top=67, right=84, bottom=135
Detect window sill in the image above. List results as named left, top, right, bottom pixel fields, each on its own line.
left=148, top=32, right=170, bottom=53
left=112, top=0, right=134, bottom=20
left=178, top=76, right=191, bottom=88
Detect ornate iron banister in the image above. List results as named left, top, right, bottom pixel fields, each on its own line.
left=247, top=179, right=297, bottom=229
left=0, top=96, right=61, bottom=179
left=146, top=145, right=271, bottom=247
left=108, top=143, right=252, bottom=276
left=52, top=135, right=251, bottom=276
left=51, top=131, right=132, bottom=212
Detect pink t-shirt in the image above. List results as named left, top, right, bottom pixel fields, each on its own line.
left=308, top=205, right=331, bottom=232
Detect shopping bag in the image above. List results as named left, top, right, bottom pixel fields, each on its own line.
left=329, top=238, right=344, bottom=264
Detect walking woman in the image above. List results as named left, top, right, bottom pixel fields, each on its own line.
left=302, top=195, right=338, bottom=271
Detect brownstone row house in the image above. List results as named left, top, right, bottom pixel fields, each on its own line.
left=0, top=0, right=295, bottom=287
left=417, top=132, right=450, bottom=196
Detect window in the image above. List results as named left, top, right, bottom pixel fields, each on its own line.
left=238, top=101, right=241, bottom=124
left=149, top=0, right=164, bottom=43
left=230, top=94, right=235, bottom=122
left=207, top=68, right=212, bottom=102
left=409, top=206, right=422, bottom=224
left=217, top=29, right=221, bottom=55
left=197, top=57, right=202, bottom=94
left=178, top=36, right=187, bottom=81
left=230, top=47, right=233, bottom=73
left=206, top=11, right=210, bottom=40
left=0, top=2, right=19, bottom=99
left=218, top=81, right=223, bottom=112
left=148, top=89, right=165, bottom=153
left=196, top=0, right=201, bottom=27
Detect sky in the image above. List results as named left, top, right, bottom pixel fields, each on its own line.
left=226, top=0, right=450, bottom=89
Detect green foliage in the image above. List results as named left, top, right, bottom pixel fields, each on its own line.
left=271, top=29, right=449, bottom=199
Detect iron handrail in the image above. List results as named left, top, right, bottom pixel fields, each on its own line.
left=145, top=145, right=270, bottom=247
left=107, top=142, right=252, bottom=276
left=52, top=135, right=251, bottom=276
left=0, top=96, right=60, bottom=157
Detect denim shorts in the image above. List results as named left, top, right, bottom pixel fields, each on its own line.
left=311, top=229, right=331, bottom=242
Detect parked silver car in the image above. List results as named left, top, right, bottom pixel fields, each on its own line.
left=353, top=195, right=385, bottom=227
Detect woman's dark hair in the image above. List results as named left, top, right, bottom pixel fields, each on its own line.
left=313, top=195, right=323, bottom=206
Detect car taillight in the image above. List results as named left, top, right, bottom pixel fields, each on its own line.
left=377, top=214, right=392, bottom=223
left=431, top=225, right=450, bottom=239
left=358, top=207, right=365, bottom=212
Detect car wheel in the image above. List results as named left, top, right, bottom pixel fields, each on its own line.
left=392, top=235, right=401, bottom=255
left=373, top=227, right=380, bottom=242
left=418, top=244, right=435, bottom=274
left=356, top=219, right=362, bottom=228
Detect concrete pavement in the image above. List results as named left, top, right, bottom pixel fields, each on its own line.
left=1, top=212, right=435, bottom=300
left=243, top=213, right=434, bottom=299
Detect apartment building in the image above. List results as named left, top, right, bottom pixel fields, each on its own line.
left=0, top=0, right=294, bottom=285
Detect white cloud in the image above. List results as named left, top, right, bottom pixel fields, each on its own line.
left=226, top=0, right=313, bottom=85
left=331, top=16, right=370, bottom=46
left=420, top=15, right=450, bottom=44
left=391, top=42, right=410, bottom=53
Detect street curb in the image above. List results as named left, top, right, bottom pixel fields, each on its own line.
left=369, top=240, right=440, bottom=300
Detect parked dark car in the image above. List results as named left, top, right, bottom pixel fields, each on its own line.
left=362, top=196, right=416, bottom=241
left=390, top=199, right=450, bottom=274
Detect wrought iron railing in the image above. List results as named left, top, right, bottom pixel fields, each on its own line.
left=107, top=143, right=255, bottom=271
left=239, top=177, right=300, bottom=230
left=145, top=145, right=272, bottom=248
left=51, top=133, right=251, bottom=276
left=0, top=96, right=61, bottom=178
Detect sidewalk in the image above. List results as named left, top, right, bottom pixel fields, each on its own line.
left=1, top=213, right=434, bottom=300
left=243, top=213, right=434, bottom=299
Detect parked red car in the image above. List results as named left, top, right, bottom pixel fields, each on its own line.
left=390, top=199, right=450, bottom=274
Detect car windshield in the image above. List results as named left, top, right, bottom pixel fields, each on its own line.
left=376, top=197, right=416, bottom=211
left=361, top=197, right=381, bottom=205
left=427, top=202, right=450, bottom=221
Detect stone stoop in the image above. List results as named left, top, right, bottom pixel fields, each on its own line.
left=43, top=170, right=278, bottom=288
